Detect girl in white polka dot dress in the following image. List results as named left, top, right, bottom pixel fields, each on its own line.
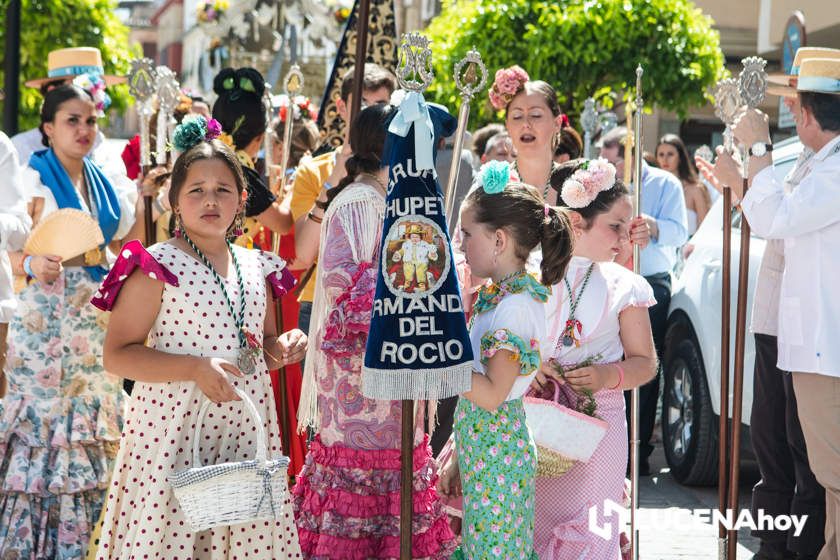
left=90, top=117, right=306, bottom=559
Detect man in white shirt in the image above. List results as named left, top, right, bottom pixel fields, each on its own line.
left=714, top=57, right=840, bottom=560
left=0, top=132, right=32, bottom=396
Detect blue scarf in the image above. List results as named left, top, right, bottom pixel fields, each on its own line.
left=29, top=148, right=121, bottom=280
left=361, top=95, right=474, bottom=401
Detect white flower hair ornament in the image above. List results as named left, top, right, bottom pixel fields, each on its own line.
left=560, top=158, right=617, bottom=208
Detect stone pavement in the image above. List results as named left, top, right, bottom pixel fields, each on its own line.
left=629, top=446, right=761, bottom=559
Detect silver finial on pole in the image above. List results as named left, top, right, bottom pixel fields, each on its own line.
left=155, top=65, right=180, bottom=165
left=444, top=47, right=487, bottom=230
left=128, top=58, right=158, bottom=168
left=277, top=64, right=304, bottom=195
left=581, top=97, right=597, bottom=159
left=714, top=78, right=744, bottom=154
left=396, top=32, right=434, bottom=93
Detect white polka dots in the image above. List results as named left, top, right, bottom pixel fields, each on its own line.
left=95, top=243, right=301, bottom=559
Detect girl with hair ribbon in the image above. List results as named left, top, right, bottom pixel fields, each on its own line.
left=533, top=159, right=658, bottom=559
left=438, top=164, right=574, bottom=559
left=91, top=116, right=305, bottom=558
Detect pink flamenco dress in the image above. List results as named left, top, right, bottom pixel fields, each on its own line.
left=90, top=240, right=303, bottom=559
left=292, top=181, right=456, bottom=559
left=534, top=256, right=655, bottom=560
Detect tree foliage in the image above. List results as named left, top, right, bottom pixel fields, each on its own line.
left=425, top=0, right=726, bottom=127
left=0, top=0, right=139, bottom=131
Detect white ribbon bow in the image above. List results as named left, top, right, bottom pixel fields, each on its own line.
left=388, top=91, right=436, bottom=173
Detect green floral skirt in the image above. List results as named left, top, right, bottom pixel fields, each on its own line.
left=453, top=398, right=538, bottom=559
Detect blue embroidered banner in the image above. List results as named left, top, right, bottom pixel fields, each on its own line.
left=361, top=95, right=474, bottom=400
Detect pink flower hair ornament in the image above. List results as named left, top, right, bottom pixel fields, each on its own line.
left=560, top=158, right=617, bottom=209
left=488, top=65, right=530, bottom=111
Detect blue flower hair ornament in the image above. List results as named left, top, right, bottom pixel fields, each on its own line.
left=479, top=160, right=520, bottom=194
left=171, top=115, right=223, bottom=152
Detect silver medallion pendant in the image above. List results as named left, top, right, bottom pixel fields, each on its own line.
left=238, top=347, right=259, bottom=375
left=562, top=336, right=574, bottom=347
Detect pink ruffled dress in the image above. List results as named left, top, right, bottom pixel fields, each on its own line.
left=292, top=182, right=456, bottom=559
left=90, top=240, right=302, bottom=559
left=534, top=256, right=655, bottom=559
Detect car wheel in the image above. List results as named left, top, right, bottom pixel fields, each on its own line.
left=662, top=335, right=718, bottom=486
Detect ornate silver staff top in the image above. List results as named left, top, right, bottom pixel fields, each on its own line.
left=155, top=65, right=181, bottom=163
left=739, top=56, right=768, bottom=109
left=396, top=32, right=434, bottom=93
left=444, top=47, right=487, bottom=228
left=276, top=64, right=305, bottom=195
left=581, top=97, right=597, bottom=159
left=129, top=58, right=158, bottom=167
left=453, top=47, right=487, bottom=99
left=714, top=78, right=744, bottom=153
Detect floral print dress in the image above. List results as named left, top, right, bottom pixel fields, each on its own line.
left=0, top=164, right=136, bottom=559
left=292, top=182, right=456, bottom=559
left=453, top=271, right=547, bottom=560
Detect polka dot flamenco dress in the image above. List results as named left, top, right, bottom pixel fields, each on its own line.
left=91, top=241, right=302, bottom=559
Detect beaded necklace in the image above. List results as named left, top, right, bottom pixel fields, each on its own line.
left=560, top=263, right=595, bottom=347
left=512, top=160, right=557, bottom=199
left=182, top=232, right=262, bottom=374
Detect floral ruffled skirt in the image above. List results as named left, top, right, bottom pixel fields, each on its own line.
left=0, top=270, right=123, bottom=559
left=293, top=434, right=456, bottom=559
left=453, top=398, right=537, bottom=560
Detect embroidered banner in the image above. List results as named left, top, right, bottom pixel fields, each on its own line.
left=361, top=94, right=473, bottom=400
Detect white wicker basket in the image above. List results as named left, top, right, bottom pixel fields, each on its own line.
left=168, top=388, right=291, bottom=532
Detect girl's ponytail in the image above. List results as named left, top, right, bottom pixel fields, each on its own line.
left=540, top=206, right=574, bottom=286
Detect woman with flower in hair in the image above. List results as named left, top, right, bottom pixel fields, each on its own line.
left=92, top=115, right=305, bottom=558
left=0, top=82, right=144, bottom=558
left=532, top=159, right=658, bottom=559
left=488, top=65, right=565, bottom=201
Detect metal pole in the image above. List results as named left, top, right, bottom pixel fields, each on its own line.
left=727, top=56, right=768, bottom=560
left=3, top=0, right=21, bottom=135
left=349, top=0, right=372, bottom=127
left=629, top=64, right=643, bottom=560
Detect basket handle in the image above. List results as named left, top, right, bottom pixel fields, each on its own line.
left=525, top=376, right=561, bottom=402
left=192, top=387, right=269, bottom=467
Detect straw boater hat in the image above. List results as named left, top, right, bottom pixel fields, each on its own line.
left=796, top=57, right=840, bottom=95
left=767, top=47, right=840, bottom=97
left=25, top=47, right=127, bottom=89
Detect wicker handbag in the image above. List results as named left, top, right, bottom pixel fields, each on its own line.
left=168, top=388, right=291, bottom=532
left=524, top=378, right=609, bottom=478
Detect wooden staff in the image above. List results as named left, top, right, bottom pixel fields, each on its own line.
left=443, top=48, right=487, bottom=229
left=726, top=56, right=768, bottom=560
left=712, top=76, right=742, bottom=559
left=393, top=32, right=435, bottom=560
left=628, top=64, right=643, bottom=560
left=349, top=0, right=373, bottom=126
left=272, top=65, right=304, bottom=461
left=128, top=59, right=158, bottom=246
